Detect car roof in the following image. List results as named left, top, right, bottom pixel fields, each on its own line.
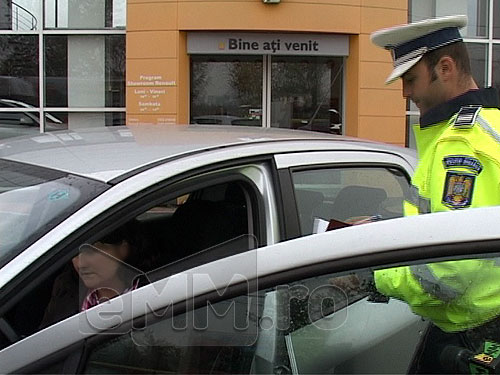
left=0, top=125, right=416, bottom=182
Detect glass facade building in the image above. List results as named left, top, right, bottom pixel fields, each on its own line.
left=0, top=1, right=497, bottom=144
left=0, top=0, right=126, bottom=139
left=407, top=0, right=500, bottom=148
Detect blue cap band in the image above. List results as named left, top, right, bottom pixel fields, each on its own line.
left=393, top=27, right=463, bottom=60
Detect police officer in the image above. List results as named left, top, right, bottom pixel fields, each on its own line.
left=369, top=15, right=500, bottom=373
left=371, top=14, right=500, bottom=215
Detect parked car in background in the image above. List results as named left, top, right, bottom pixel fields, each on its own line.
left=0, top=125, right=420, bottom=373
left=191, top=115, right=245, bottom=125
left=191, top=114, right=262, bottom=126
left=0, top=98, right=65, bottom=138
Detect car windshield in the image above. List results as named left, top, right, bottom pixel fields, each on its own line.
left=0, top=159, right=109, bottom=268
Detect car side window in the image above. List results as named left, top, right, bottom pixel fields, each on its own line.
left=80, top=253, right=500, bottom=375
left=292, top=167, right=410, bottom=235
left=135, top=180, right=257, bottom=270
left=0, top=179, right=259, bottom=351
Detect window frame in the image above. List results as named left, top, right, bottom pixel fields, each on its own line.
left=0, top=1, right=127, bottom=138
left=275, top=155, right=414, bottom=240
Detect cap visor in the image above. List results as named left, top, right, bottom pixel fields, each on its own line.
left=385, top=54, right=423, bottom=84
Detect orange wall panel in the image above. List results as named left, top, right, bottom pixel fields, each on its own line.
left=128, top=114, right=178, bottom=125
left=128, top=2, right=178, bottom=31
left=127, top=86, right=178, bottom=114
left=360, top=7, right=407, bottom=34
left=361, top=0, right=406, bottom=9
left=127, top=58, right=178, bottom=84
left=358, top=34, right=391, bottom=62
left=178, top=0, right=360, bottom=2
left=358, top=116, right=406, bottom=145
left=127, top=31, right=178, bottom=59
left=126, top=58, right=178, bottom=118
left=178, top=2, right=361, bottom=34
left=359, top=61, right=401, bottom=89
left=359, top=89, right=405, bottom=117
left=285, top=0, right=360, bottom=4
left=128, top=0, right=176, bottom=3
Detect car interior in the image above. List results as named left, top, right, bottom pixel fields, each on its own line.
left=295, top=185, right=393, bottom=230
left=291, top=166, right=410, bottom=235
left=137, top=181, right=255, bottom=270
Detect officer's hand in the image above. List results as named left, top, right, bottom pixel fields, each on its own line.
left=329, top=274, right=361, bottom=294
left=344, top=215, right=382, bottom=225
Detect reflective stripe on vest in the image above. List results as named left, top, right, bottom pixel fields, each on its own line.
left=410, top=264, right=463, bottom=302
left=477, top=115, right=500, bottom=146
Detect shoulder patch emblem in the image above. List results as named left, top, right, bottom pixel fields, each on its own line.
left=443, top=155, right=483, bottom=174
left=454, top=105, right=482, bottom=128
left=442, top=171, right=475, bottom=209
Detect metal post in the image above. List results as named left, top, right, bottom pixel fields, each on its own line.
left=55, top=0, right=58, bottom=28
left=39, top=2, right=45, bottom=133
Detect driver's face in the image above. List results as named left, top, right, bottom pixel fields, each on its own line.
left=72, top=241, right=127, bottom=291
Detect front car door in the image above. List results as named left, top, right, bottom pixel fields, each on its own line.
left=5, top=206, right=500, bottom=374
left=0, top=157, right=278, bottom=353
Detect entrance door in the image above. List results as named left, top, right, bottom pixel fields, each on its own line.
left=190, top=55, right=263, bottom=127
left=190, top=55, right=344, bottom=134
left=270, top=56, right=343, bottom=134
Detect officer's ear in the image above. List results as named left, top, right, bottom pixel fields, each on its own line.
left=435, top=56, right=456, bottom=82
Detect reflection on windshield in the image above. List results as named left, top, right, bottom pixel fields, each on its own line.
left=0, top=159, right=108, bottom=268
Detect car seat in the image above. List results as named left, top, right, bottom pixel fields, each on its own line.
left=329, top=185, right=387, bottom=222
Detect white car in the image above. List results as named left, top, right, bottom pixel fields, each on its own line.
left=0, top=124, right=451, bottom=373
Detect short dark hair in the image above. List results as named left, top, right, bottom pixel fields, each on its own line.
left=100, top=221, right=137, bottom=246
left=99, top=220, right=150, bottom=271
left=422, top=41, right=472, bottom=79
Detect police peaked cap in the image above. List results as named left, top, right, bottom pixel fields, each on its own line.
left=371, top=15, right=468, bottom=84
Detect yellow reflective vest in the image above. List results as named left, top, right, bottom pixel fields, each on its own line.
left=375, top=88, right=500, bottom=332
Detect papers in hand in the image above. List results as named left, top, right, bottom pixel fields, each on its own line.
left=313, top=217, right=352, bottom=233
left=313, top=215, right=382, bottom=233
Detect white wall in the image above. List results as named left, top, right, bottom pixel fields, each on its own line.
left=68, top=35, right=105, bottom=128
